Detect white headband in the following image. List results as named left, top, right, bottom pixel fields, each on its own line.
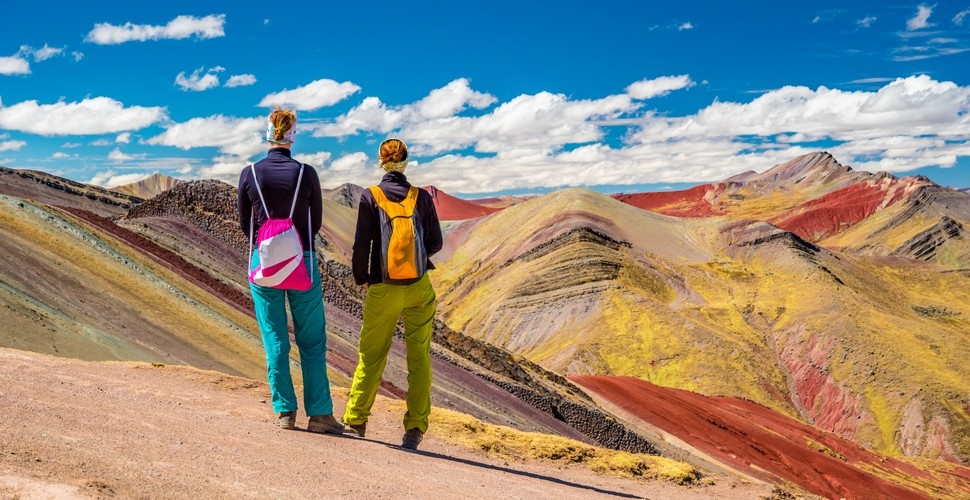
left=266, top=118, right=297, bottom=144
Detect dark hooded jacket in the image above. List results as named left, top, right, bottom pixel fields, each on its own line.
left=352, top=171, right=443, bottom=285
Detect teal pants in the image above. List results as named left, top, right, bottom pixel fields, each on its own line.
left=343, top=274, right=436, bottom=433
left=250, top=251, right=334, bottom=416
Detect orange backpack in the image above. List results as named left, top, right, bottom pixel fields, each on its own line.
left=370, top=186, right=428, bottom=283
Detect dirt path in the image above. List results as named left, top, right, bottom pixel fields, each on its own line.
left=0, top=348, right=773, bottom=499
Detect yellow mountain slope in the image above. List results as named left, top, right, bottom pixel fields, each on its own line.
left=433, top=188, right=970, bottom=462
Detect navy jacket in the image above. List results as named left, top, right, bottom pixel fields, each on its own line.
left=238, top=148, right=323, bottom=251
left=353, top=171, right=443, bottom=285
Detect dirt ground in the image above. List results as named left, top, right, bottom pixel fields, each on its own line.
left=0, top=348, right=775, bottom=499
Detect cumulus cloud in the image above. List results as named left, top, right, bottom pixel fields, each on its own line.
left=906, top=4, right=934, bottom=30
left=85, top=14, right=226, bottom=45
left=175, top=66, right=223, bottom=91
left=626, top=75, right=695, bottom=100
left=293, top=151, right=332, bottom=167
left=108, top=148, right=146, bottom=161
left=116, top=132, right=131, bottom=144
left=0, top=97, right=166, bottom=135
left=225, top=74, right=256, bottom=88
left=630, top=75, right=969, bottom=144
left=312, top=79, right=496, bottom=140
left=856, top=16, right=877, bottom=28
left=258, top=79, right=361, bottom=111
left=146, top=115, right=264, bottom=158
left=321, top=74, right=969, bottom=195
left=677, top=22, right=694, bottom=31
left=0, top=54, right=30, bottom=75
left=51, top=152, right=74, bottom=159
left=87, top=170, right=156, bottom=188
left=0, top=139, right=26, bottom=152
left=72, top=51, right=84, bottom=62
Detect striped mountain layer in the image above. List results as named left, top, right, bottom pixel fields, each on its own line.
left=3, top=158, right=970, bottom=496
left=431, top=163, right=970, bottom=468
left=0, top=173, right=661, bottom=457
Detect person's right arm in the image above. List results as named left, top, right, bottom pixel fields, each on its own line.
left=237, top=169, right=252, bottom=238
left=352, top=190, right=376, bottom=285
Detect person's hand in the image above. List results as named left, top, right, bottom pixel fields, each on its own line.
left=362, top=283, right=369, bottom=293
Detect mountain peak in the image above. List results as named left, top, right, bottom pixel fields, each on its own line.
left=112, top=172, right=182, bottom=199
left=750, top=151, right=856, bottom=186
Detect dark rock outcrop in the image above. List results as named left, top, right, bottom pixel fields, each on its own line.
left=893, top=216, right=964, bottom=261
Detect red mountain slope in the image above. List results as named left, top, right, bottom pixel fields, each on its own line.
left=772, top=176, right=930, bottom=241
left=571, top=375, right=970, bottom=499
left=425, top=185, right=503, bottom=221
left=612, top=183, right=724, bottom=217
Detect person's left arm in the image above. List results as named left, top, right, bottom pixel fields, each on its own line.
left=306, top=165, right=323, bottom=235
left=420, top=189, right=443, bottom=259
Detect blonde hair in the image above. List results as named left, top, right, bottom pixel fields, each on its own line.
left=378, top=138, right=408, bottom=165
left=269, top=107, right=297, bottom=142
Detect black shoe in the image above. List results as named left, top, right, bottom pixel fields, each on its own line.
left=401, top=428, right=424, bottom=450
left=345, top=421, right=366, bottom=438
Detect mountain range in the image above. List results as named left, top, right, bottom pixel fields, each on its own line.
left=1, top=153, right=969, bottom=498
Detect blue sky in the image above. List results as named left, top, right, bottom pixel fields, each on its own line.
left=1, top=1, right=969, bottom=196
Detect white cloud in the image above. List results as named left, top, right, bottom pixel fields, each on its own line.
left=62, top=142, right=82, bottom=148
left=849, top=77, right=895, bottom=84
left=0, top=139, right=26, bottom=152
left=856, top=16, right=877, bottom=28
left=630, top=75, right=969, bottom=144
left=87, top=170, right=157, bottom=188
left=812, top=15, right=821, bottom=24
left=0, top=55, right=30, bottom=75
left=414, top=78, right=496, bottom=118
left=258, top=78, right=361, bottom=111
left=955, top=9, right=970, bottom=25
left=175, top=66, right=223, bottom=91
left=85, top=14, right=226, bottom=45
left=116, top=132, right=131, bottom=144
left=293, top=151, right=332, bottom=167
left=108, top=148, right=146, bottom=161
left=313, top=79, right=497, bottom=140
left=334, top=74, right=970, bottom=195
left=28, top=44, right=63, bottom=62
left=146, top=115, right=264, bottom=158
left=626, top=75, right=695, bottom=100
left=0, top=97, right=166, bottom=135
left=906, top=3, right=934, bottom=30
left=677, top=22, right=694, bottom=31
left=225, top=74, right=256, bottom=88
left=90, top=138, right=112, bottom=146
left=71, top=51, right=84, bottom=62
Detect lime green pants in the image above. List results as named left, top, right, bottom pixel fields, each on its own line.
left=343, top=274, right=436, bottom=433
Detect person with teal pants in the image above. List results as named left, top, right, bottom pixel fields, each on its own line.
left=238, top=107, right=344, bottom=435
left=344, top=138, right=443, bottom=450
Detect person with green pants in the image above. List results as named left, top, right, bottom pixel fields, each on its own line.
left=344, top=138, right=443, bottom=450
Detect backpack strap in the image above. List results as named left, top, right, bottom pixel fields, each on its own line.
left=250, top=163, right=305, bottom=219
left=248, top=163, right=310, bottom=275
left=288, top=164, right=305, bottom=219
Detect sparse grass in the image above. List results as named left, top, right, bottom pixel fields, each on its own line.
left=806, top=439, right=846, bottom=460
left=419, top=403, right=702, bottom=484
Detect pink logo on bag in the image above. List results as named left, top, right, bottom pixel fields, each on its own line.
left=248, top=164, right=313, bottom=290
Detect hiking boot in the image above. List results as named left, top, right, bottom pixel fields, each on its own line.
left=278, top=411, right=296, bottom=430
left=307, top=414, right=345, bottom=434
left=401, top=428, right=424, bottom=450
left=345, top=421, right=366, bottom=438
